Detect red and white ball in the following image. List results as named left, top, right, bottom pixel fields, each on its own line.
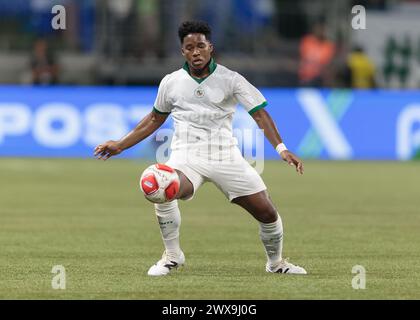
left=139, top=164, right=180, bottom=203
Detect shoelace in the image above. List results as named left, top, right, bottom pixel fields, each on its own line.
left=158, top=251, right=180, bottom=270
left=282, top=257, right=290, bottom=264
left=280, top=258, right=292, bottom=273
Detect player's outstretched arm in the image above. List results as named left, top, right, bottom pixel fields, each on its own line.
left=251, top=108, right=304, bottom=175
left=94, top=111, right=169, bottom=160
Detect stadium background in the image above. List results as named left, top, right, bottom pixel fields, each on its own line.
left=1, top=0, right=420, bottom=300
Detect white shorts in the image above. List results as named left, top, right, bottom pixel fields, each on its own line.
left=166, top=146, right=267, bottom=201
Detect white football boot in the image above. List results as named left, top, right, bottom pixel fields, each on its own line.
left=266, top=258, right=307, bottom=275
left=147, top=251, right=185, bottom=276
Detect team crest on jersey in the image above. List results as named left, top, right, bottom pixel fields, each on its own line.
left=194, top=87, right=205, bottom=98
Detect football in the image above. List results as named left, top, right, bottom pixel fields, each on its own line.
left=139, top=164, right=180, bottom=203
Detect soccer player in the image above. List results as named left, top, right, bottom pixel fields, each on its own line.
left=94, top=21, right=307, bottom=276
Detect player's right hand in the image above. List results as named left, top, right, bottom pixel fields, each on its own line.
left=94, top=140, right=123, bottom=160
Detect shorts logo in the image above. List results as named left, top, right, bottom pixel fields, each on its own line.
left=194, top=87, right=205, bottom=98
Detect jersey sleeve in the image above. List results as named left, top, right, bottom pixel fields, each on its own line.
left=233, top=73, right=267, bottom=115
left=153, top=75, right=172, bottom=114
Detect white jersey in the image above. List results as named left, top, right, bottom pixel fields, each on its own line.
left=153, top=59, right=267, bottom=152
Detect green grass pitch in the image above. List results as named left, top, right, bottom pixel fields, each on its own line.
left=1, top=158, right=419, bottom=299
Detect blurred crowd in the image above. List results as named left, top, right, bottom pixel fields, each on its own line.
left=0, top=0, right=418, bottom=88
left=298, top=19, right=376, bottom=89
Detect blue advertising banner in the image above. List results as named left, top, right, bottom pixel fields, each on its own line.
left=0, top=86, right=419, bottom=160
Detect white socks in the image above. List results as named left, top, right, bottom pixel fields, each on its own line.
left=154, top=203, right=283, bottom=268
left=154, top=200, right=182, bottom=260
left=259, top=214, right=283, bottom=268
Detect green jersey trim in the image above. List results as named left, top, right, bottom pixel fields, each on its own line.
left=248, top=101, right=268, bottom=115
left=182, top=58, right=217, bottom=84
left=153, top=106, right=170, bottom=115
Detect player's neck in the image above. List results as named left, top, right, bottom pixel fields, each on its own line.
left=183, top=58, right=216, bottom=80
left=190, top=60, right=211, bottom=78
left=190, top=67, right=209, bottom=78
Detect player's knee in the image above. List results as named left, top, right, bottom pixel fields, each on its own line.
left=154, top=200, right=179, bottom=216
left=175, top=170, right=194, bottom=200
left=256, top=205, right=278, bottom=223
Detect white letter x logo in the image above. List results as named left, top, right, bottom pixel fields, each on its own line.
left=297, top=89, right=353, bottom=159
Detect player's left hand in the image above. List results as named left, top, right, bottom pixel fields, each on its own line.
left=280, top=150, right=304, bottom=175
left=94, top=140, right=123, bottom=160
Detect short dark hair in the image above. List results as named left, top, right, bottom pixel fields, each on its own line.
left=178, top=21, right=211, bottom=44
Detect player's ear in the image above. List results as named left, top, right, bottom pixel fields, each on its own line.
left=181, top=46, right=186, bottom=57
left=209, top=42, right=214, bottom=53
